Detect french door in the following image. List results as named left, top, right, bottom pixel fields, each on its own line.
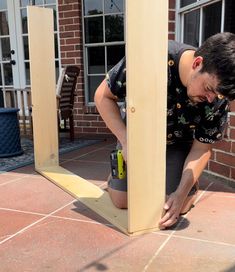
left=0, top=0, right=59, bottom=109
left=0, top=1, right=26, bottom=92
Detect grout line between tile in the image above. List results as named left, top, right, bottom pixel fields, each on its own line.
left=142, top=234, right=174, bottom=271
left=73, top=160, right=110, bottom=164
left=0, top=199, right=75, bottom=246
left=0, top=207, right=47, bottom=217
left=143, top=181, right=215, bottom=271
left=60, top=143, right=114, bottom=165
left=172, top=234, right=235, bottom=248
left=0, top=176, right=28, bottom=187
left=0, top=205, right=114, bottom=227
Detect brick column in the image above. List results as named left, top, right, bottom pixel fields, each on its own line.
left=207, top=101, right=235, bottom=187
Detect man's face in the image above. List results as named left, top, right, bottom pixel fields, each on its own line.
left=186, top=57, right=222, bottom=104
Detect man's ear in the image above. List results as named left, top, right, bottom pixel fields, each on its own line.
left=192, top=56, right=203, bottom=70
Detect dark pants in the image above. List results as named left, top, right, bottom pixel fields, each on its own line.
left=108, top=143, right=197, bottom=196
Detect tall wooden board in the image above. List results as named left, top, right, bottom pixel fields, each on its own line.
left=126, top=0, right=168, bottom=233
left=28, top=6, right=58, bottom=168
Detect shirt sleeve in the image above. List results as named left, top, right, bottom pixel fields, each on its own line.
left=106, top=57, right=126, bottom=99
left=195, top=99, right=229, bottom=144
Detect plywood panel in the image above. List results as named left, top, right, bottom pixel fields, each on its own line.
left=28, top=6, right=58, bottom=168
left=126, top=0, right=168, bottom=232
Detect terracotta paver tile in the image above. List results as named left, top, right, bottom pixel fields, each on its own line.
left=0, top=173, right=25, bottom=185
left=53, top=200, right=113, bottom=225
left=61, top=160, right=110, bottom=183
left=146, top=236, right=235, bottom=272
left=10, top=164, right=37, bottom=175
left=76, top=148, right=112, bottom=162
left=171, top=193, right=235, bottom=244
left=203, top=182, right=235, bottom=197
left=0, top=209, right=43, bottom=243
left=60, top=139, right=115, bottom=160
left=0, top=217, right=167, bottom=272
left=0, top=175, right=74, bottom=214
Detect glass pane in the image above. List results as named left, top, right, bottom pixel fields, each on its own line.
left=84, top=0, right=103, bottom=16
left=105, top=15, right=124, bottom=42
left=54, top=34, right=58, bottom=59
left=183, top=9, right=200, bottom=47
left=20, top=0, right=30, bottom=7
left=0, top=1, right=7, bottom=10
left=180, top=0, right=196, bottom=8
left=107, top=44, right=125, bottom=70
left=3, top=63, right=13, bottom=85
left=0, top=88, right=3, bottom=107
left=202, top=2, right=222, bottom=42
left=104, top=0, right=124, bottom=14
left=25, top=62, right=30, bottom=85
left=88, top=76, right=104, bottom=102
left=0, top=66, right=2, bottom=85
left=85, top=17, right=103, bottom=43
left=87, top=47, right=105, bottom=74
left=45, top=0, right=56, bottom=4
left=55, top=61, right=59, bottom=81
left=21, top=9, right=28, bottom=34
left=23, top=36, right=29, bottom=60
left=47, top=5, right=57, bottom=31
left=20, top=0, right=44, bottom=7
left=224, top=0, right=235, bottom=33
left=35, top=0, right=44, bottom=4
left=1, top=38, right=10, bottom=61
left=0, top=11, right=9, bottom=35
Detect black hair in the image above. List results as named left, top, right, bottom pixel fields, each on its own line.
left=194, top=32, right=235, bottom=101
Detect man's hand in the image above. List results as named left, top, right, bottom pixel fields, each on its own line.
left=159, top=192, right=185, bottom=229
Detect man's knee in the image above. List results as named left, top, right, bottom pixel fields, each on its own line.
left=108, top=186, right=127, bottom=209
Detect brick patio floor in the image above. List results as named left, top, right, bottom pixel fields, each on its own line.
left=0, top=138, right=235, bottom=272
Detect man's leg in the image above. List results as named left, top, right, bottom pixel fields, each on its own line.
left=107, top=174, right=127, bottom=208
left=166, top=143, right=199, bottom=214
left=107, top=143, right=198, bottom=212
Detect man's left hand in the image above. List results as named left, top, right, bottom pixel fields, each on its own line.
left=159, top=192, right=185, bottom=229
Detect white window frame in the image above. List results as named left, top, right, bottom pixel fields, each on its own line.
left=176, top=0, right=225, bottom=45
left=82, top=0, right=126, bottom=105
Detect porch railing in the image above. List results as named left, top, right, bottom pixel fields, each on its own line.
left=2, top=88, right=33, bottom=137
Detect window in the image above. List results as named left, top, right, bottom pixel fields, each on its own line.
left=20, top=0, right=60, bottom=84
left=83, top=0, right=125, bottom=104
left=177, top=0, right=235, bottom=47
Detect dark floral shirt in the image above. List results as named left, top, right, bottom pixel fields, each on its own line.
left=106, top=41, right=229, bottom=145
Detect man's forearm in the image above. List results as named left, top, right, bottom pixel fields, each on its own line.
left=95, top=80, right=126, bottom=147
left=176, top=140, right=212, bottom=198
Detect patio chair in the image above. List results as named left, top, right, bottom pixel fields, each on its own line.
left=57, top=65, right=80, bottom=141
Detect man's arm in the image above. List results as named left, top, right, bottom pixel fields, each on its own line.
left=159, top=139, right=212, bottom=228
left=94, top=79, right=127, bottom=160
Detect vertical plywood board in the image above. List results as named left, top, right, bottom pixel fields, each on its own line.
left=126, top=1, right=168, bottom=232
left=27, top=6, right=58, bottom=168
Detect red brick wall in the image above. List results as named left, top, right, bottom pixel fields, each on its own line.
left=207, top=105, right=235, bottom=184
left=58, top=0, right=235, bottom=185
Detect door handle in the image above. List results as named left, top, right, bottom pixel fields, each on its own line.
left=9, top=60, right=16, bottom=65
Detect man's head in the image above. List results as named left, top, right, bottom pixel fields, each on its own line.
left=186, top=32, right=235, bottom=103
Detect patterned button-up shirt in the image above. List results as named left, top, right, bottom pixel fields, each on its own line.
left=106, top=41, right=229, bottom=145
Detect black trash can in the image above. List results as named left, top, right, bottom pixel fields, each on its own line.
left=0, top=108, right=23, bottom=157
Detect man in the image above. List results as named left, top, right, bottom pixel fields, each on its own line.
left=94, top=32, right=235, bottom=229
